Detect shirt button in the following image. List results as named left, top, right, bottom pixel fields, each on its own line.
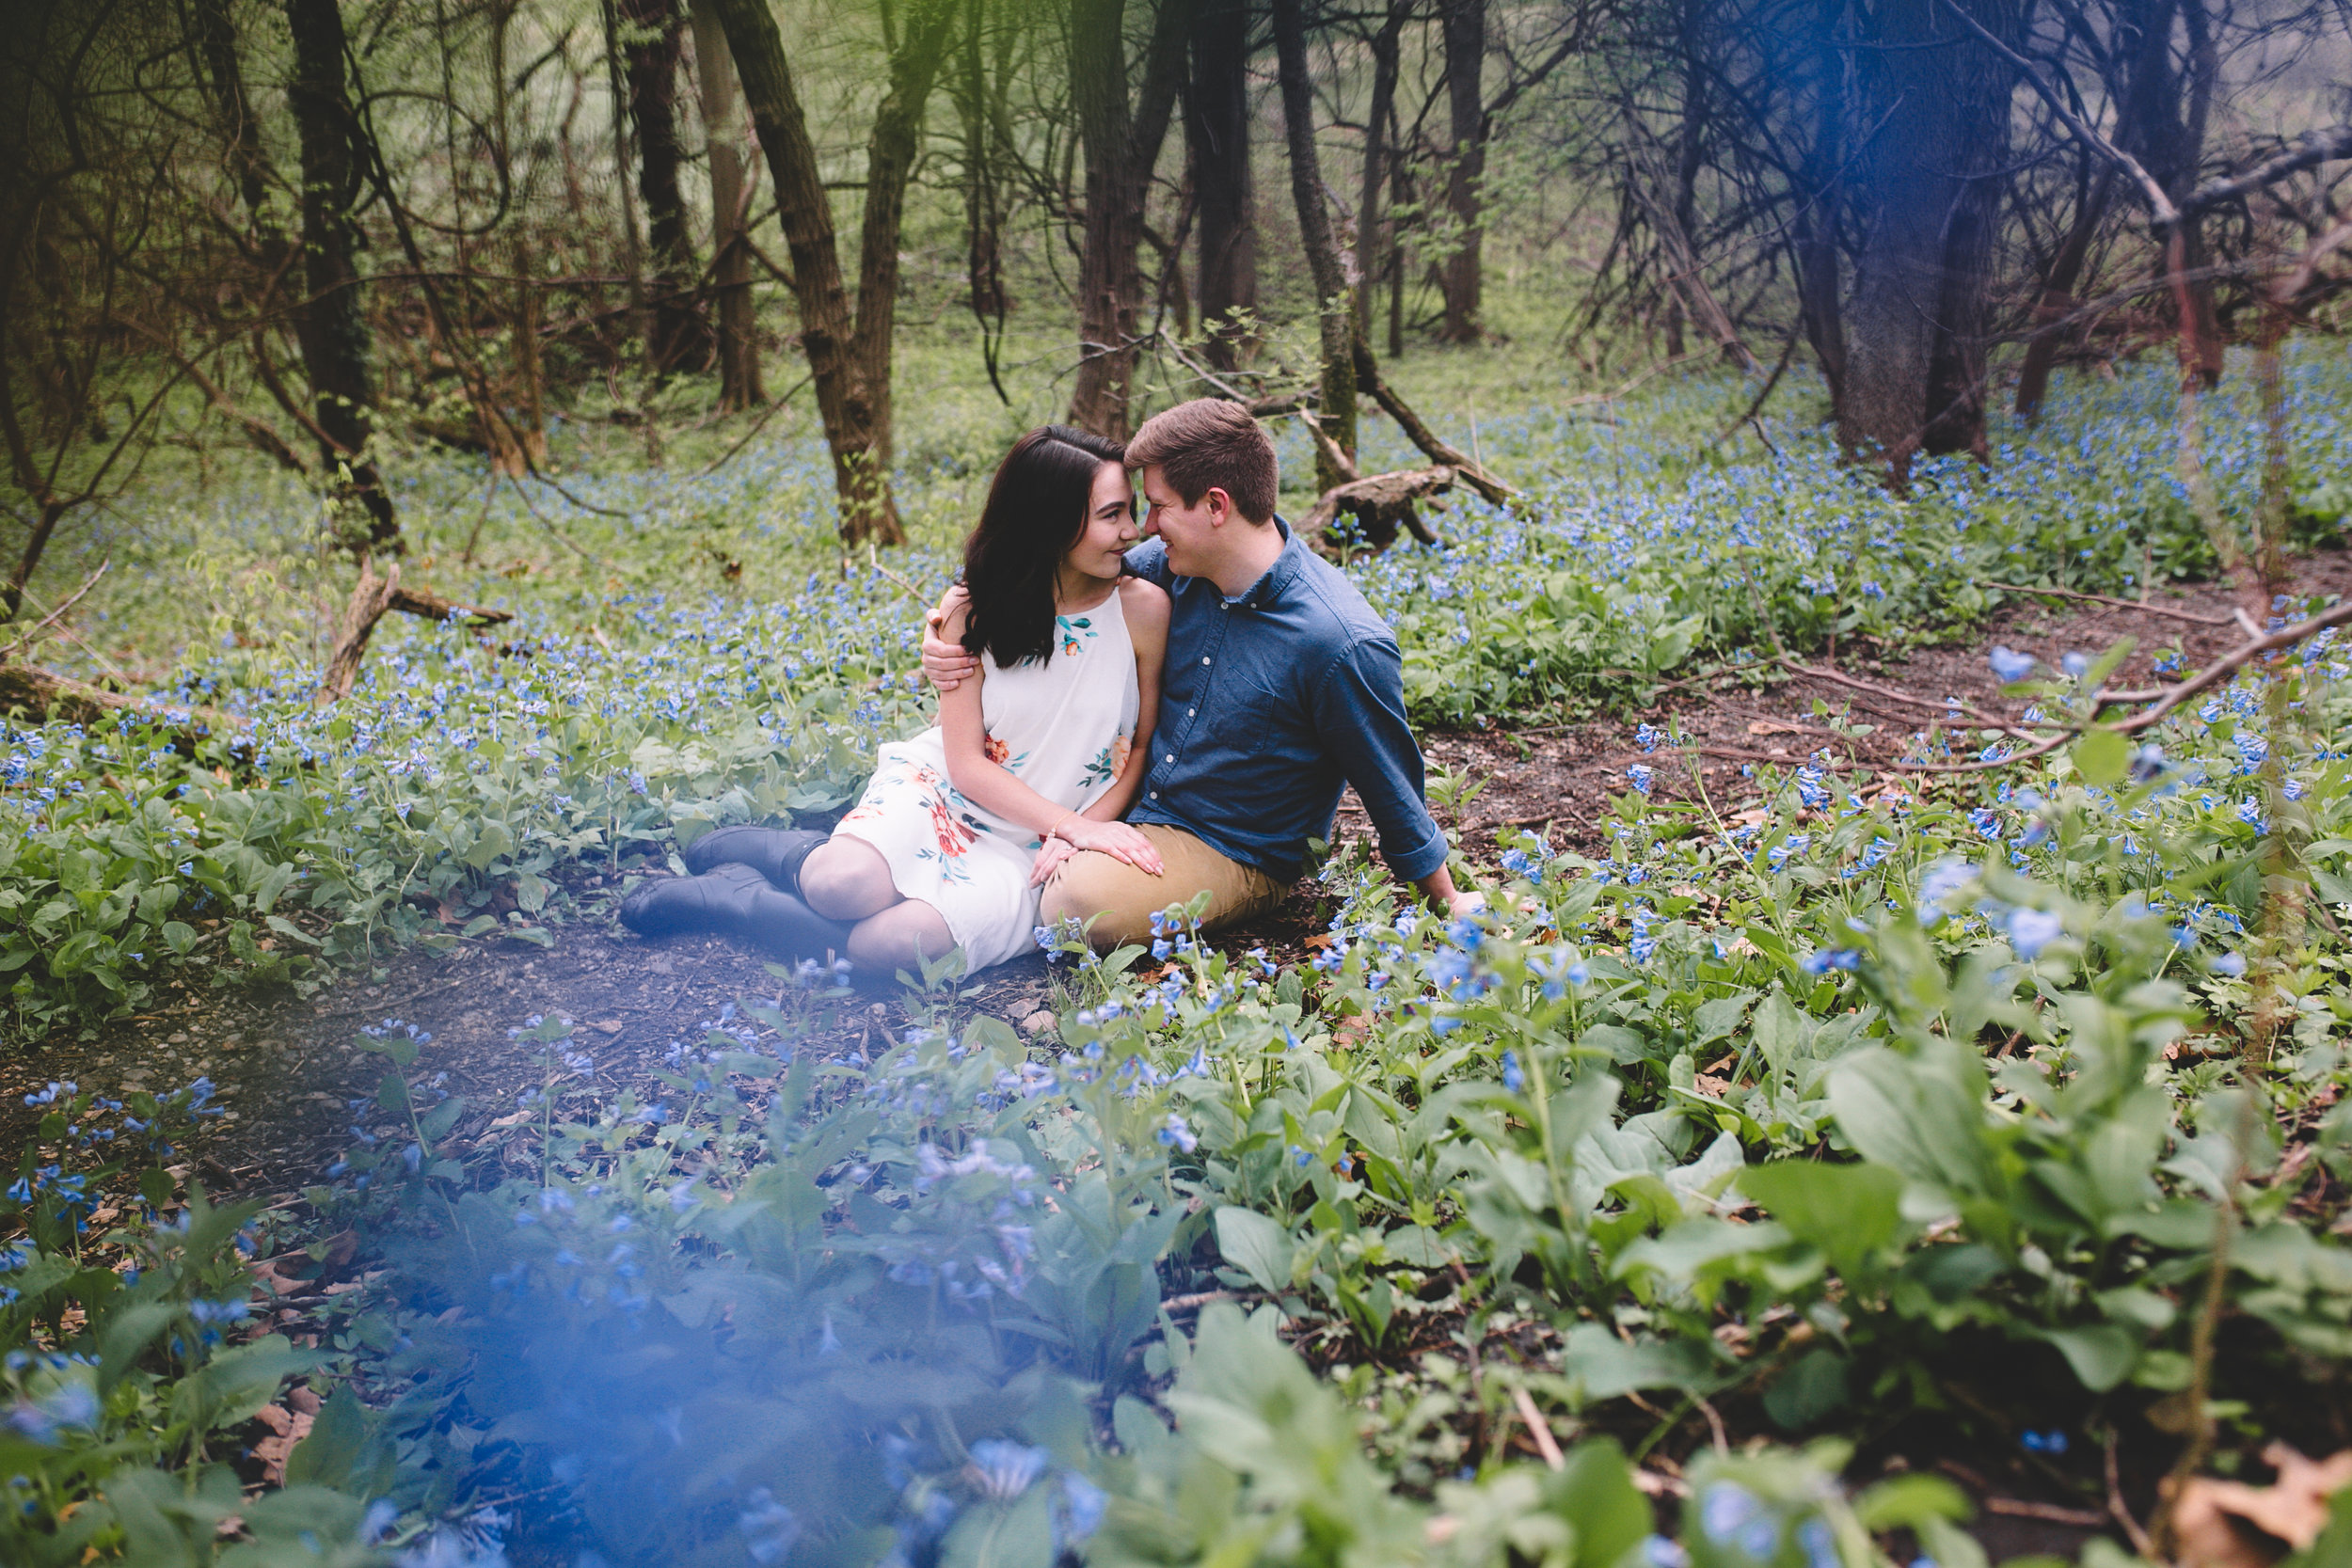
left=1165, top=753, right=1173, bottom=764
left=1149, top=790, right=1159, bottom=800
left=1187, top=707, right=1196, bottom=717
left=1201, top=657, right=1212, bottom=666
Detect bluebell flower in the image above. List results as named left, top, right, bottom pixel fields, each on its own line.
left=2004, top=908, right=2065, bottom=960
left=1989, top=646, right=2036, bottom=682
left=1500, top=1050, right=1525, bottom=1092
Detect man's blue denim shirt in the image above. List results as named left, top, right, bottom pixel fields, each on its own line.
left=1122, top=521, right=1449, bottom=885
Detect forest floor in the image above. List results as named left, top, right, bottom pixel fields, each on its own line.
left=8, top=551, right=2343, bottom=1215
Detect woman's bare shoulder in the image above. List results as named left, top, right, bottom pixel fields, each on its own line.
left=1117, top=575, right=1170, bottom=628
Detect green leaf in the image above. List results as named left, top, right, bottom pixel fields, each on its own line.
left=1740, top=1160, right=1905, bottom=1279
left=1214, top=1206, right=1295, bottom=1294
left=2074, top=728, right=2131, bottom=786
left=2040, top=1323, right=2139, bottom=1391
left=1547, top=1438, right=1653, bottom=1568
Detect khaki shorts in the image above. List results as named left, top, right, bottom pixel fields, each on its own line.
left=1038, top=823, right=1286, bottom=949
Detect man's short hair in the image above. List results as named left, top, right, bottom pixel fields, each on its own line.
left=1125, top=399, right=1279, bottom=523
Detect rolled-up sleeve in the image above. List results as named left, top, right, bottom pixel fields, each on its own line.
left=1312, top=638, right=1451, bottom=882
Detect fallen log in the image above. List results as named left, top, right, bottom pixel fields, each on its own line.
left=0, top=663, right=245, bottom=736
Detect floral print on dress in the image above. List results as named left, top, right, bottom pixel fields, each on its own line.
left=981, top=729, right=1031, bottom=770
left=1081, top=729, right=1133, bottom=787
left=1056, top=614, right=1095, bottom=657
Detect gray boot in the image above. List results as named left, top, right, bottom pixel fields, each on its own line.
left=620, top=863, right=851, bottom=961
left=680, top=825, right=830, bottom=893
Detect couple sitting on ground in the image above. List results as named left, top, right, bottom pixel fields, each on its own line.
left=620, top=398, right=1477, bottom=974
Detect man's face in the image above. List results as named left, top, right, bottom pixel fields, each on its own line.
left=1137, top=465, right=1226, bottom=577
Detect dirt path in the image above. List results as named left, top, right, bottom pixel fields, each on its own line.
left=7, top=553, right=2339, bottom=1199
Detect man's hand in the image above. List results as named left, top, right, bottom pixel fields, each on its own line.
left=920, top=584, right=979, bottom=691
left=1415, top=864, right=1482, bottom=919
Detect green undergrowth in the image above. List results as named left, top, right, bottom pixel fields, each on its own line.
left=6, top=344, right=2352, bottom=1563
left=9, top=589, right=2352, bottom=1563
left=6, top=349, right=2350, bottom=1038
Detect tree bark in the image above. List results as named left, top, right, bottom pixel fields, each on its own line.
left=282, top=0, right=398, bottom=549
left=2014, top=161, right=2112, bottom=418
left=1356, top=3, right=1403, bottom=346
left=1789, top=0, right=1848, bottom=415
left=1188, top=0, right=1258, bottom=370
left=1269, top=0, right=1356, bottom=488
left=1838, top=0, right=2018, bottom=477
left=1435, top=0, right=1486, bottom=343
left=1068, top=0, right=1194, bottom=437
left=957, top=0, right=1011, bottom=398
left=621, top=0, right=710, bottom=374
left=707, top=0, right=952, bottom=543
left=691, top=0, right=764, bottom=411
left=489, top=2, right=549, bottom=473
left=2120, top=0, right=2222, bottom=387
left=847, top=0, right=958, bottom=475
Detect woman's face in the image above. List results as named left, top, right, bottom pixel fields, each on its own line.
left=1062, top=462, right=1137, bottom=582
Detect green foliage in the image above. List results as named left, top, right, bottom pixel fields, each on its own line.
left=0, top=1082, right=383, bottom=1566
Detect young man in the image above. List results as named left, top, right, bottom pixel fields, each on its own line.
left=923, top=397, right=1473, bottom=947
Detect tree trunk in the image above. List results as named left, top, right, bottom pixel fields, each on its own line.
left=707, top=0, right=947, bottom=543
left=1068, top=0, right=1194, bottom=437
left=1188, top=0, right=1258, bottom=370
left=957, top=0, right=1011, bottom=398
left=1435, top=0, right=1486, bottom=343
left=2014, top=162, right=2112, bottom=418
left=1356, top=3, right=1403, bottom=345
left=1838, top=0, right=2017, bottom=477
left=847, top=0, right=958, bottom=478
left=489, top=2, right=549, bottom=473
left=691, top=0, right=764, bottom=411
left=1269, top=0, right=1356, bottom=488
left=191, top=0, right=284, bottom=262
left=282, top=0, right=398, bottom=550
left=1790, top=0, right=1848, bottom=415
left=621, top=0, right=710, bottom=374
left=2121, top=0, right=2223, bottom=387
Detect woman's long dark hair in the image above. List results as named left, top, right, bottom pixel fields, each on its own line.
left=960, top=424, right=1126, bottom=666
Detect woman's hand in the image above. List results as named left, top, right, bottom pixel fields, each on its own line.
left=1054, top=817, right=1165, bottom=875
left=1028, top=836, right=1078, bottom=888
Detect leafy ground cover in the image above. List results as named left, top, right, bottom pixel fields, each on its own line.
left=5, top=348, right=2352, bottom=1566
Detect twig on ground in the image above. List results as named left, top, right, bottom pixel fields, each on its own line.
left=1975, top=579, right=2234, bottom=626
left=2106, top=1429, right=2160, bottom=1558
left=1983, top=1498, right=2107, bottom=1528
left=1509, top=1385, right=1566, bottom=1470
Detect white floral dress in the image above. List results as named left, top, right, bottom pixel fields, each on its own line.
left=833, top=590, right=1139, bottom=970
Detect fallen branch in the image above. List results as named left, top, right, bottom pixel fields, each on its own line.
left=1300, top=466, right=1453, bottom=551
left=1974, top=579, right=2233, bottom=626
left=387, top=584, right=513, bottom=626
left=315, top=561, right=514, bottom=706
left=1, top=560, right=111, bottom=658
left=1777, top=592, right=2352, bottom=773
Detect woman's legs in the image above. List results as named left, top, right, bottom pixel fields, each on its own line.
left=799, top=837, right=905, bottom=922
left=803, top=832, right=964, bottom=974
left=847, top=898, right=958, bottom=974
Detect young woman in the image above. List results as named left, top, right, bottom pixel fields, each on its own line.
left=622, top=425, right=1168, bottom=974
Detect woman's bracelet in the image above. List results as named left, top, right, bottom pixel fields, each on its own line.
left=1046, top=814, right=1079, bottom=843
